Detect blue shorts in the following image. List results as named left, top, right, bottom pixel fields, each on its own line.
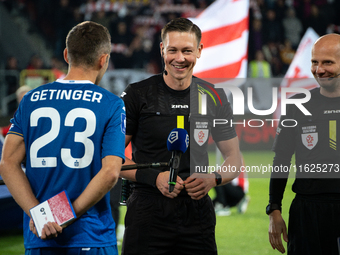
left=25, top=246, right=118, bottom=255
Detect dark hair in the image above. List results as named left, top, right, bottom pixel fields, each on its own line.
left=66, top=21, right=111, bottom=67
left=161, top=17, right=201, bottom=47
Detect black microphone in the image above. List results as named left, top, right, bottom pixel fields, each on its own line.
left=164, top=69, right=168, bottom=75
left=167, top=128, right=189, bottom=193
left=327, top=73, right=340, bottom=80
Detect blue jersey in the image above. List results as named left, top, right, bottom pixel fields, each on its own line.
left=8, top=80, right=126, bottom=249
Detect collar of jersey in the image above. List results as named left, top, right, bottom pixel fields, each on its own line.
left=56, top=79, right=94, bottom=84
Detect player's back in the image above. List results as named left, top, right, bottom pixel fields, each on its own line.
left=10, top=79, right=125, bottom=202
left=9, top=79, right=126, bottom=248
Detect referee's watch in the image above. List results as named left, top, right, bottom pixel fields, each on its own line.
left=212, top=172, right=222, bottom=186
left=266, top=203, right=281, bottom=215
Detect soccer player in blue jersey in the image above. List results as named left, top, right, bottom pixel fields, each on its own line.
left=0, top=21, right=125, bottom=255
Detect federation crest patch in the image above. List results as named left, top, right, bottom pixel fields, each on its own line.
left=301, top=125, right=318, bottom=150
left=194, top=129, right=209, bottom=146
left=301, top=133, right=318, bottom=150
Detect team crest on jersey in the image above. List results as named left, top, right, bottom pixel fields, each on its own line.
left=194, top=129, right=209, bottom=146
left=301, top=125, right=318, bottom=150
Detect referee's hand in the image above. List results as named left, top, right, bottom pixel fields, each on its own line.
left=156, top=171, right=184, bottom=199
left=268, top=210, right=288, bottom=254
left=184, top=173, right=216, bottom=200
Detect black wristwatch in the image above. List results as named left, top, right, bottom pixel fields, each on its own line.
left=212, top=172, right=222, bottom=186
left=266, top=203, right=281, bottom=215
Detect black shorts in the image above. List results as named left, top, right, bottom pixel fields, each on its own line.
left=288, top=194, right=340, bottom=255
left=122, top=190, right=217, bottom=255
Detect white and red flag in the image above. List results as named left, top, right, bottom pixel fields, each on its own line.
left=191, top=0, right=249, bottom=79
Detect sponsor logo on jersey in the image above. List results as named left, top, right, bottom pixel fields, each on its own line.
left=171, top=105, right=189, bottom=109
left=301, top=125, right=318, bottom=150
left=194, top=129, right=209, bottom=146
left=324, top=109, right=340, bottom=114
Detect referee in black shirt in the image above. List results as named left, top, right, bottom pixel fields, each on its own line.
left=120, top=18, right=242, bottom=255
left=267, top=33, right=340, bottom=254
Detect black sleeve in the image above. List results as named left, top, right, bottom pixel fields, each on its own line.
left=269, top=105, right=296, bottom=206
left=211, top=89, right=237, bottom=142
left=122, top=84, right=140, bottom=136
left=269, top=153, right=291, bottom=206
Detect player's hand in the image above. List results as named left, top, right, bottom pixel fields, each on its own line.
left=29, top=218, right=39, bottom=238
left=30, top=218, right=63, bottom=240
left=40, top=221, right=63, bottom=240
left=156, top=171, right=184, bottom=198
left=183, top=173, right=216, bottom=200
left=268, top=210, right=288, bottom=253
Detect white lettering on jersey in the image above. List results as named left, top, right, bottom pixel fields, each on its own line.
left=171, top=105, right=189, bottom=109
left=31, top=90, right=102, bottom=103
left=324, top=109, right=340, bottom=114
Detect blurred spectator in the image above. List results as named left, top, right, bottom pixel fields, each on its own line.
left=248, top=18, right=264, bottom=61
left=1, top=85, right=31, bottom=137
left=5, top=56, right=20, bottom=95
left=249, top=0, right=264, bottom=20
left=265, top=0, right=276, bottom=10
left=26, top=54, right=45, bottom=70
left=53, top=0, right=77, bottom=60
left=16, top=85, right=31, bottom=104
left=273, top=0, right=287, bottom=22
left=305, top=4, right=327, bottom=36
left=262, top=9, right=284, bottom=45
left=91, top=10, right=112, bottom=30
left=294, top=0, right=313, bottom=23
left=256, top=0, right=268, bottom=19
left=5, top=56, right=20, bottom=114
left=147, top=29, right=163, bottom=74
left=7, top=0, right=340, bottom=79
left=332, top=1, right=340, bottom=26
left=279, top=39, right=296, bottom=74
left=110, top=20, right=133, bottom=69
left=50, top=56, right=67, bottom=80
left=130, top=26, right=153, bottom=70
left=25, top=54, right=49, bottom=89
left=282, top=7, right=302, bottom=50
left=248, top=50, right=272, bottom=78
left=263, top=42, right=283, bottom=77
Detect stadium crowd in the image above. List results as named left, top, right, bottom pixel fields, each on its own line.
left=2, top=0, right=340, bottom=109
left=4, top=0, right=340, bottom=73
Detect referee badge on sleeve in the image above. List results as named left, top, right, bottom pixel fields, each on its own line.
left=194, top=129, right=208, bottom=146
left=301, top=125, right=318, bottom=150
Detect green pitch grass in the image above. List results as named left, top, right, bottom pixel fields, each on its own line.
left=0, top=150, right=295, bottom=255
